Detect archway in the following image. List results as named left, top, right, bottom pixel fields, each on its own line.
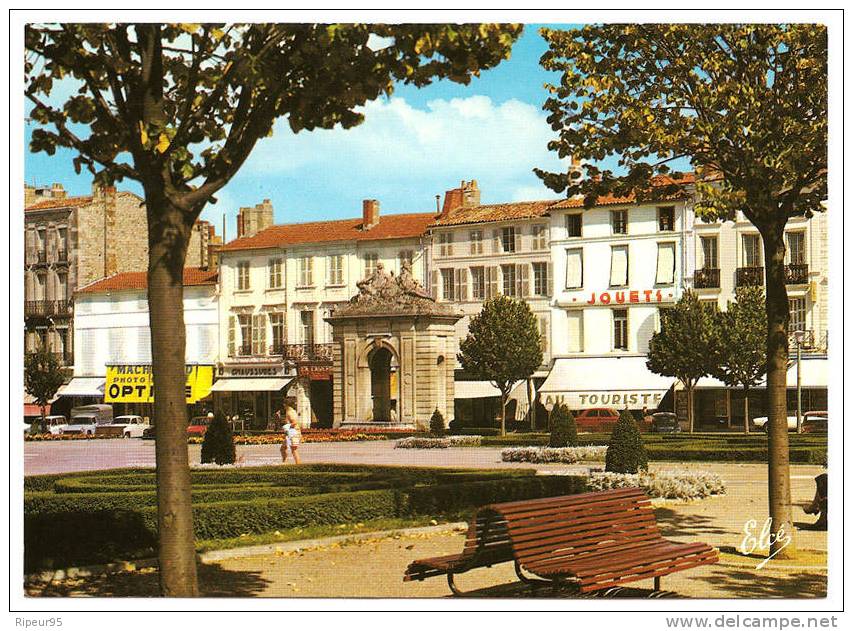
left=369, top=347, right=393, bottom=421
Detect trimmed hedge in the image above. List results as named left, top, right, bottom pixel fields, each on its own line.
left=24, top=464, right=586, bottom=571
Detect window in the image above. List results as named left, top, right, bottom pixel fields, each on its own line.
left=537, top=314, right=549, bottom=355
left=531, top=224, right=548, bottom=250
left=470, top=266, right=485, bottom=300
left=565, top=248, right=583, bottom=289
left=268, top=258, right=283, bottom=289
left=501, top=227, right=517, bottom=253
left=398, top=250, right=414, bottom=270
left=610, top=245, right=629, bottom=287
left=36, top=228, right=46, bottom=253
left=501, top=264, right=517, bottom=297
left=742, top=234, right=762, bottom=267
left=238, top=314, right=253, bottom=355
left=655, top=242, right=676, bottom=285
left=363, top=253, right=379, bottom=278
left=469, top=230, right=483, bottom=254
left=269, top=313, right=285, bottom=353
left=613, top=309, right=628, bottom=351
left=327, top=254, right=344, bottom=285
left=611, top=210, right=627, bottom=235
left=701, top=236, right=719, bottom=268
left=251, top=313, right=266, bottom=355
left=486, top=266, right=500, bottom=298
left=441, top=268, right=455, bottom=301
left=565, top=214, right=582, bottom=238
left=789, top=298, right=807, bottom=334
left=57, top=227, right=68, bottom=255
left=35, top=272, right=46, bottom=300
left=298, top=256, right=314, bottom=287
left=566, top=310, right=583, bottom=353
left=237, top=261, right=250, bottom=290
left=56, top=272, right=68, bottom=301
left=658, top=206, right=675, bottom=231
left=438, top=233, right=454, bottom=257
left=300, top=310, right=315, bottom=346
left=786, top=232, right=806, bottom=265
left=532, top=262, right=549, bottom=296
left=454, top=268, right=468, bottom=301
left=228, top=315, right=237, bottom=356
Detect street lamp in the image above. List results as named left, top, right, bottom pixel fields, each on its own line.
left=793, top=330, right=805, bottom=433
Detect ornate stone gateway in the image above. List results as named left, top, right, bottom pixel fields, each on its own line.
left=326, top=262, right=462, bottom=429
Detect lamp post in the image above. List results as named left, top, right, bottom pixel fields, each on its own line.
left=793, top=330, right=805, bottom=433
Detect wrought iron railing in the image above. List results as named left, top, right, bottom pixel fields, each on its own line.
left=693, top=267, right=720, bottom=289
left=784, top=263, right=809, bottom=285
left=788, top=329, right=815, bottom=351
left=736, top=266, right=764, bottom=287
left=284, top=343, right=334, bottom=362
left=24, top=300, right=73, bottom=317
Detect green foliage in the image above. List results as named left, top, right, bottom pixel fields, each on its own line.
left=200, top=412, right=236, bottom=465
left=548, top=404, right=578, bottom=447
left=429, top=408, right=446, bottom=437
left=24, top=350, right=65, bottom=430
left=711, top=287, right=768, bottom=390
left=23, top=465, right=586, bottom=571
left=458, top=295, right=544, bottom=434
left=605, top=409, right=649, bottom=474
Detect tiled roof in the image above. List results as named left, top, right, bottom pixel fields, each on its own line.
left=429, top=200, right=560, bottom=228
left=77, top=267, right=218, bottom=294
left=219, top=212, right=436, bottom=252
left=25, top=196, right=93, bottom=211
left=551, top=173, right=696, bottom=210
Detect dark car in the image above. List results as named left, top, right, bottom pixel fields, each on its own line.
left=801, top=411, right=828, bottom=434
left=650, top=412, right=681, bottom=433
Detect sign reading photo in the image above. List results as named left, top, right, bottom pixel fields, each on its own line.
left=105, top=364, right=214, bottom=403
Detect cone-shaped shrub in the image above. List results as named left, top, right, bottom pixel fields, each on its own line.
left=429, top=408, right=446, bottom=437
left=605, top=408, right=648, bottom=473
left=549, top=404, right=578, bottom=447
left=201, top=412, right=236, bottom=465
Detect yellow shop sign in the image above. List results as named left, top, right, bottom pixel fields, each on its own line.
left=105, top=364, right=213, bottom=404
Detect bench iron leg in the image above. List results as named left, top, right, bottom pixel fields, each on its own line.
left=654, top=576, right=661, bottom=592
left=514, top=560, right=537, bottom=585
left=447, top=573, right=465, bottom=597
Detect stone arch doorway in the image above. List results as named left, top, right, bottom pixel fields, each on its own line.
left=369, top=346, right=393, bottom=421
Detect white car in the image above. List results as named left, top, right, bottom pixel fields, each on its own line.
left=44, top=415, right=70, bottom=435
left=98, top=415, right=151, bottom=438
left=62, top=414, right=100, bottom=435
left=752, top=415, right=799, bottom=432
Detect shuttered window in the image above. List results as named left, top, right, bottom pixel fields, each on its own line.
left=454, top=268, right=468, bottom=301
left=268, top=258, right=283, bottom=288
left=610, top=245, right=629, bottom=287
left=531, top=224, right=548, bottom=250
left=363, top=253, right=378, bottom=278
left=565, top=248, right=583, bottom=289
left=441, top=269, right=455, bottom=301
left=487, top=266, right=499, bottom=299
left=238, top=314, right=252, bottom=355
left=470, top=267, right=485, bottom=300
left=501, top=264, right=517, bottom=297
left=469, top=230, right=483, bottom=254
left=299, top=257, right=314, bottom=286
left=228, top=315, right=236, bottom=357
left=237, top=261, right=251, bottom=290
left=655, top=242, right=676, bottom=285
left=566, top=310, right=583, bottom=353
left=532, top=262, right=549, bottom=296
left=537, top=315, right=549, bottom=355
left=613, top=309, right=629, bottom=351
left=327, top=255, right=344, bottom=285
left=252, top=314, right=266, bottom=355
left=517, top=263, right=530, bottom=297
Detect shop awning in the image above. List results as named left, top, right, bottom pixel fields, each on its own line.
left=209, top=378, right=293, bottom=393
left=454, top=381, right=502, bottom=399
left=692, top=357, right=827, bottom=390
left=57, top=377, right=106, bottom=397
left=538, top=357, right=673, bottom=410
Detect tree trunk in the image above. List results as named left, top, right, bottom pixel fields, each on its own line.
left=145, top=187, right=200, bottom=596
left=761, top=223, right=796, bottom=558
left=499, top=391, right=507, bottom=436
left=686, top=384, right=695, bottom=433
left=743, top=387, right=750, bottom=434
left=40, top=404, right=46, bottom=435
left=527, top=378, right=536, bottom=431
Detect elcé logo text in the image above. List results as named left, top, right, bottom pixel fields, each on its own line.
left=587, top=289, right=665, bottom=305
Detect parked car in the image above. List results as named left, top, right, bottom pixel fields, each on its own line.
left=752, top=415, right=798, bottom=432
left=650, top=412, right=681, bottom=433
left=574, top=408, right=621, bottom=432
left=187, top=416, right=211, bottom=437
left=43, top=415, right=69, bottom=435
left=801, top=411, right=828, bottom=434
left=95, top=415, right=151, bottom=438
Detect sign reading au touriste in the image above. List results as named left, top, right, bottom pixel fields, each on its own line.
left=543, top=390, right=664, bottom=410
left=105, top=364, right=214, bottom=403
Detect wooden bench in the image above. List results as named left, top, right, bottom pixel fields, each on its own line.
left=404, top=488, right=719, bottom=595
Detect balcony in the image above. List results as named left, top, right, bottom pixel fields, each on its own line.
left=785, top=263, right=809, bottom=285
left=284, top=343, right=334, bottom=363
left=49, top=351, right=74, bottom=366
left=25, top=300, right=73, bottom=318
left=54, top=249, right=69, bottom=264
left=694, top=267, right=720, bottom=289
left=736, top=266, right=764, bottom=287
left=236, top=344, right=253, bottom=357
left=788, top=329, right=815, bottom=352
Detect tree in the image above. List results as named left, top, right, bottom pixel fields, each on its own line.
left=535, top=24, right=826, bottom=556
left=25, top=22, right=522, bottom=595
left=200, top=412, right=236, bottom=465
left=646, top=291, right=715, bottom=432
left=605, top=408, right=648, bottom=474
left=710, top=287, right=767, bottom=433
left=429, top=408, right=446, bottom=437
left=458, top=295, right=543, bottom=436
left=548, top=403, right=577, bottom=448
left=24, top=349, right=65, bottom=433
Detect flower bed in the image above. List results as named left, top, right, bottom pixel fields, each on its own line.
left=501, top=446, right=608, bottom=463
left=25, top=433, right=121, bottom=441
left=587, top=470, right=727, bottom=500
left=395, top=435, right=482, bottom=449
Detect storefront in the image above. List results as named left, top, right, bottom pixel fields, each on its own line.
left=210, top=362, right=294, bottom=430
left=103, top=364, right=215, bottom=420
left=453, top=380, right=532, bottom=427
left=538, top=356, right=674, bottom=413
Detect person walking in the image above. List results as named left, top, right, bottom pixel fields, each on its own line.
left=286, top=406, right=302, bottom=465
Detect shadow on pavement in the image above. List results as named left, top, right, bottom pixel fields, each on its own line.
left=654, top=506, right=731, bottom=537
left=691, top=568, right=826, bottom=599
left=27, top=563, right=271, bottom=598
left=460, top=581, right=676, bottom=599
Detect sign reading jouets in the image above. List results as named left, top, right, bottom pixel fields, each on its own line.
left=586, top=289, right=673, bottom=305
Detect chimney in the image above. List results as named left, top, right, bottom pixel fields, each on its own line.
left=440, top=180, right=480, bottom=217
left=237, top=199, right=274, bottom=238
left=362, top=199, right=380, bottom=230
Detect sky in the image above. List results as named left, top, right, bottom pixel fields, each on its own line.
left=24, top=23, right=576, bottom=241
